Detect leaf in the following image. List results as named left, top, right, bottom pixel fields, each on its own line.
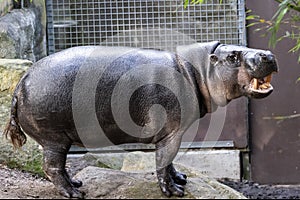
left=296, top=77, right=300, bottom=83
left=289, top=39, right=300, bottom=53
left=246, top=15, right=259, bottom=20
left=285, top=31, right=291, bottom=37
left=275, top=7, right=289, bottom=26
left=197, top=0, right=205, bottom=4
left=254, top=28, right=262, bottom=32
left=246, top=22, right=260, bottom=27
left=259, top=19, right=266, bottom=23
left=184, top=0, right=189, bottom=9
left=246, top=9, right=253, bottom=14
left=269, top=1, right=290, bottom=47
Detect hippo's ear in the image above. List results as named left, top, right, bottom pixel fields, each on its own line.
left=209, top=54, right=218, bottom=64
left=232, top=50, right=242, bottom=58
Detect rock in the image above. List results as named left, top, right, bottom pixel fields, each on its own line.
left=0, top=59, right=43, bottom=178
left=174, top=150, right=241, bottom=180
left=74, top=166, right=247, bottom=199
left=121, top=151, right=155, bottom=172
left=0, top=4, right=46, bottom=62
left=0, top=59, right=32, bottom=131
left=69, top=151, right=246, bottom=198
left=120, top=150, right=240, bottom=180
left=0, top=9, right=36, bottom=60
left=0, top=59, right=32, bottom=92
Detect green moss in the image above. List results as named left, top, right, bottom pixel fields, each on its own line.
left=96, top=161, right=111, bottom=169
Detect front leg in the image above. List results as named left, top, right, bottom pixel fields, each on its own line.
left=155, top=133, right=186, bottom=197
left=157, top=165, right=185, bottom=197
left=169, top=163, right=187, bottom=185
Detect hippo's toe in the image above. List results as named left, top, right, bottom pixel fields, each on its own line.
left=71, top=179, right=83, bottom=188
left=169, top=164, right=187, bottom=185
left=58, top=187, right=85, bottom=199
left=171, top=171, right=187, bottom=185
left=159, top=181, right=184, bottom=197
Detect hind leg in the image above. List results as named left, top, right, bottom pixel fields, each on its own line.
left=156, top=133, right=186, bottom=197
left=43, top=147, right=84, bottom=198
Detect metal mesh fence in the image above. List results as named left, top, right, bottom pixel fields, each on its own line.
left=46, top=0, right=246, bottom=54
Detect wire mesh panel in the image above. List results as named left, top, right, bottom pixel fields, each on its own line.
left=46, top=0, right=246, bottom=54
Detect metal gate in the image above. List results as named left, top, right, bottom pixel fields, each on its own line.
left=46, top=0, right=246, bottom=54
left=46, top=0, right=248, bottom=151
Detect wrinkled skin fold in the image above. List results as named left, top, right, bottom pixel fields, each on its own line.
left=4, top=41, right=278, bottom=198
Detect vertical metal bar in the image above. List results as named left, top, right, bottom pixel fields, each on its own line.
left=238, top=0, right=247, bottom=46
left=46, top=0, right=55, bottom=54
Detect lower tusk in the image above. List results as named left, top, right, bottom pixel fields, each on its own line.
left=253, top=78, right=258, bottom=90
left=265, top=74, right=272, bottom=84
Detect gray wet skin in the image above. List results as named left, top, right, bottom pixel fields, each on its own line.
left=4, top=41, right=278, bottom=198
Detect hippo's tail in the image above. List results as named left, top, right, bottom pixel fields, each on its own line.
left=3, top=96, right=27, bottom=148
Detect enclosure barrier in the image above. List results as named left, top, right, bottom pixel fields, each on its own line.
left=46, top=0, right=246, bottom=54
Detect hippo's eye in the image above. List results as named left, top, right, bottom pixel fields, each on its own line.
left=227, top=54, right=238, bottom=63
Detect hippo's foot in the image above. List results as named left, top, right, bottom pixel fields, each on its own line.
left=43, top=149, right=85, bottom=198
left=157, top=164, right=186, bottom=197
left=46, top=168, right=85, bottom=198
left=71, top=179, right=83, bottom=188
left=56, top=184, right=85, bottom=199
left=169, top=164, right=187, bottom=185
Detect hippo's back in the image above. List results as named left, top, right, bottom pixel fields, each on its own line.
left=17, top=46, right=134, bottom=113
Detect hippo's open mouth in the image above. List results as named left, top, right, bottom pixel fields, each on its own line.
left=249, top=73, right=273, bottom=93
left=246, top=72, right=275, bottom=99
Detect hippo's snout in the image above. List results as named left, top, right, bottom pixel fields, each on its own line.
left=245, top=50, right=278, bottom=79
left=254, top=52, right=278, bottom=73
left=243, top=50, right=279, bottom=99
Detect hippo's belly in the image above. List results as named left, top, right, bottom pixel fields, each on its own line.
left=16, top=46, right=193, bottom=147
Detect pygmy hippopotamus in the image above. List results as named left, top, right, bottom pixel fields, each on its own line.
left=4, top=41, right=278, bottom=198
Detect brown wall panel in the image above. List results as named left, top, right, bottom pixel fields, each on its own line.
left=246, top=0, right=300, bottom=184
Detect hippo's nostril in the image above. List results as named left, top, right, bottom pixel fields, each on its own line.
left=267, top=54, right=275, bottom=62
left=259, top=53, right=268, bottom=62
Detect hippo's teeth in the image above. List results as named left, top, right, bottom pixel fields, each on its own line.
left=250, top=74, right=272, bottom=91
left=260, top=74, right=272, bottom=89
left=252, top=78, right=258, bottom=90
left=264, top=74, right=272, bottom=85
left=259, top=83, right=270, bottom=89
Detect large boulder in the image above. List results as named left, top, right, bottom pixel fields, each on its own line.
left=0, top=1, right=46, bottom=61
left=74, top=165, right=247, bottom=199
left=66, top=151, right=246, bottom=198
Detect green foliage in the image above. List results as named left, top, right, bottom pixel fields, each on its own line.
left=247, top=0, right=300, bottom=63
left=0, top=136, right=44, bottom=177
left=184, top=0, right=205, bottom=8
left=183, top=0, right=222, bottom=8
left=187, top=0, right=300, bottom=63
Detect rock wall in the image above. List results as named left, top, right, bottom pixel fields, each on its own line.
left=0, top=1, right=46, bottom=62
left=0, top=0, right=13, bottom=17
left=0, top=59, right=43, bottom=177
left=0, top=59, right=32, bottom=131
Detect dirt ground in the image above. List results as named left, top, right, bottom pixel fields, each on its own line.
left=219, top=179, right=300, bottom=199
left=0, top=159, right=300, bottom=199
